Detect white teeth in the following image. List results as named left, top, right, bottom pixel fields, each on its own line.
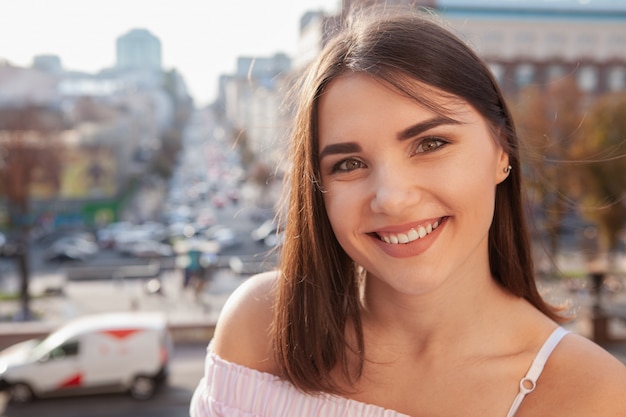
left=378, top=220, right=441, bottom=245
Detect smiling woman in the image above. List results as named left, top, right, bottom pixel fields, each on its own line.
left=190, top=5, right=626, bottom=417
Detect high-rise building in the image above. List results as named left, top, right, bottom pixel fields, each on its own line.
left=116, top=28, right=162, bottom=72
left=33, top=54, right=63, bottom=74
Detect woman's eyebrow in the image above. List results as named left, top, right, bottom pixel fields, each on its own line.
left=319, top=116, right=462, bottom=160
left=319, top=142, right=362, bottom=160
left=397, top=116, right=463, bottom=141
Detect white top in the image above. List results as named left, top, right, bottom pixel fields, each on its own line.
left=190, top=327, right=569, bottom=417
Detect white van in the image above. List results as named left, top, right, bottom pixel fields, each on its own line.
left=0, top=312, right=173, bottom=403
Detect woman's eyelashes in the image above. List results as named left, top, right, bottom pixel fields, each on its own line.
left=412, top=136, right=449, bottom=155
left=331, top=157, right=365, bottom=173
left=326, top=136, right=450, bottom=174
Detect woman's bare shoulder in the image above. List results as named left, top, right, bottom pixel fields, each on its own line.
left=211, top=270, right=279, bottom=374
left=541, top=331, right=626, bottom=414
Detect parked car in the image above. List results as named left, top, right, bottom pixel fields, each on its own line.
left=250, top=219, right=279, bottom=246
left=96, top=222, right=134, bottom=248
left=203, top=225, right=240, bottom=251
left=0, top=232, right=8, bottom=257
left=0, top=312, right=172, bottom=403
left=43, top=235, right=99, bottom=262
left=123, top=240, right=174, bottom=258
left=1, top=233, right=28, bottom=258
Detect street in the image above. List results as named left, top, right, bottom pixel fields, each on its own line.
left=0, top=343, right=207, bottom=417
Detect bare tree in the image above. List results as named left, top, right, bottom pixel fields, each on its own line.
left=0, top=105, right=64, bottom=320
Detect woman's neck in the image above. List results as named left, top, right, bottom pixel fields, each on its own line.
left=360, top=269, right=526, bottom=359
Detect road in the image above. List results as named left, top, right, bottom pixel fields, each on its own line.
left=0, top=343, right=207, bottom=417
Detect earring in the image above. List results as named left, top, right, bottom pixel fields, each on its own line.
left=504, top=165, right=512, bottom=174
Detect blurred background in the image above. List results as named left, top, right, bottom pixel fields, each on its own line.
left=0, top=0, right=625, bottom=415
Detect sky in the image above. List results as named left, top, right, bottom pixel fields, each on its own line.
left=0, top=0, right=341, bottom=106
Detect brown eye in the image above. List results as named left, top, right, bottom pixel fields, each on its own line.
left=334, top=158, right=364, bottom=172
left=415, top=137, right=447, bottom=154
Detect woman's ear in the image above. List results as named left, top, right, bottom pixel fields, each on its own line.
left=496, top=151, right=511, bottom=184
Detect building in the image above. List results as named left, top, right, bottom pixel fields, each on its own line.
left=298, top=0, right=626, bottom=96
left=116, top=28, right=162, bottom=72
left=32, top=54, right=63, bottom=74
left=439, top=0, right=626, bottom=96
left=217, top=53, right=293, bottom=166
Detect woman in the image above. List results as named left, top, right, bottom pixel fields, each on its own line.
left=191, top=7, right=626, bottom=417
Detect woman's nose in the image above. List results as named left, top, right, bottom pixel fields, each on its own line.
left=370, top=167, right=420, bottom=214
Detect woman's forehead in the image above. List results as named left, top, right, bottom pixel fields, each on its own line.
left=319, top=72, right=479, bottom=124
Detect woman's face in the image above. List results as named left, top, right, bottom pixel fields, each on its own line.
left=317, top=73, right=510, bottom=297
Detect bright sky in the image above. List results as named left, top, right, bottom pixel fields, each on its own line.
left=0, top=0, right=341, bottom=106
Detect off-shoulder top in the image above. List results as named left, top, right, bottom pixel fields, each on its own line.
left=190, top=327, right=569, bottom=417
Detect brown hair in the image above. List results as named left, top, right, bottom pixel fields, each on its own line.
left=273, top=6, right=564, bottom=394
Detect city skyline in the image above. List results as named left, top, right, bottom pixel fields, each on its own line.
left=0, top=0, right=340, bottom=106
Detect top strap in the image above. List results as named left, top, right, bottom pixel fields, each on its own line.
left=505, top=327, right=569, bottom=417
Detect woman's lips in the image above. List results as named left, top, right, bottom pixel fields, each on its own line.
left=375, top=218, right=442, bottom=244
left=369, top=217, right=447, bottom=258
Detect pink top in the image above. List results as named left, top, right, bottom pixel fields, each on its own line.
left=190, top=327, right=568, bottom=417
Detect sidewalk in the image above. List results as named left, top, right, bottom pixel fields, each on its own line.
left=25, top=268, right=246, bottom=325
left=0, top=267, right=248, bottom=348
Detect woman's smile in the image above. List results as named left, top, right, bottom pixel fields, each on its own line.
left=368, top=216, right=447, bottom=259
left=372, top=217, right=443, bottom=244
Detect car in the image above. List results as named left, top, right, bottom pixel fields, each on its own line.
left=0, top=312, right=172, bottom=403
left=96, top=222, right=134, bottom=248
left=125, top=240, right=174, bottom=258
left=1, top=233, right=27, bottom=258
left=43, top=236, right=99, bottom=262
left=250, top=220, right=279, bottom=246
left=211, top=194, right=227, bottom=209
left=204, top=225, right=240, bottom=251
left=263, top=231, right=284, bottom=248
left=226, top=189, right=240, bottom=203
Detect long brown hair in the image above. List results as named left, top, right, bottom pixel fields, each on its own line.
left=273, top=6, right=564, bottom=394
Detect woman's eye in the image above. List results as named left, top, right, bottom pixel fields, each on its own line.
left=334, top=158, right=364, bottom=172
left=415, top=137, right=447, bottom=154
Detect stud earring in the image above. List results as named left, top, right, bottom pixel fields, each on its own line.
left=504, top=165, right=512, bottom=174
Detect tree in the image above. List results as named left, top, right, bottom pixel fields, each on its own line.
left=570, top=91, right=626, bottom=268
left=0, top=105, right=64, bottom=320
left=512, top=78, right=584, bottom=273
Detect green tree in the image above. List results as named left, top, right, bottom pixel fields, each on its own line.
left=0, top=105, right=64, bottom=320
left=571, top=91, right=626, bottom=267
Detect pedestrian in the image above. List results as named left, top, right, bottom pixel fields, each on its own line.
left=182, top=248, right=201, bottom=289
left=194, top=252, right=218, bottom=299
left=191, top=6, right=626, bottom=417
